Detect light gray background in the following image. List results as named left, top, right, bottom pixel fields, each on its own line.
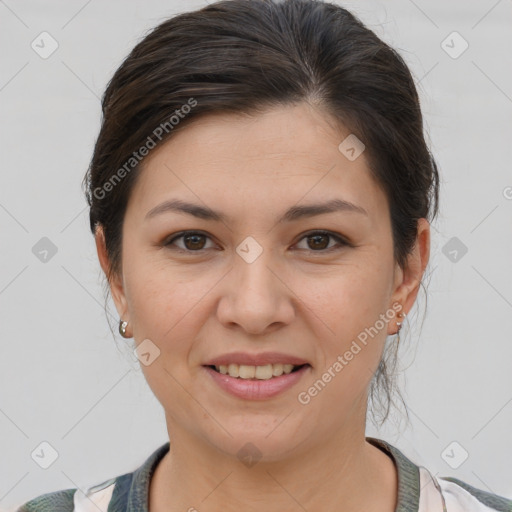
left=1, top=0, right=511, bottom=510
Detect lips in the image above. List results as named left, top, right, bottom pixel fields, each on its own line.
left=203, top=363, right=311, bottom=400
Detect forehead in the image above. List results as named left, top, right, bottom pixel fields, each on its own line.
left=126, top=103, right=389, bottom=225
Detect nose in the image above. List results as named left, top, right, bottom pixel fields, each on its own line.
left=216, top=246, right=295, bottom=335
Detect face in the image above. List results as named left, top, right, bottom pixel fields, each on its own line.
left=96, top=101, right=429, bottom=462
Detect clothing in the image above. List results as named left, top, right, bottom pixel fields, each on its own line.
left=16, top=437, right=512, bottom=511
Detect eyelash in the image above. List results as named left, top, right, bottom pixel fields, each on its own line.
left=163, top=230, right=351, bottom=254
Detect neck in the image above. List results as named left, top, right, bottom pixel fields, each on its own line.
left=149, top=424, right=397, bottom=512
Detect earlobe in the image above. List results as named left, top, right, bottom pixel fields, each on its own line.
left=94, top=225, right=129, bottom=322
left=389, top=218, right=431, bottom=325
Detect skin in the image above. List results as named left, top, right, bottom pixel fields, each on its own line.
left=95, top=101, right=430, bottom=512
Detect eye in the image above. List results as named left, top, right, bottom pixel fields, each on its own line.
left=294, top=230, right=350, bottom=252
left=164, top=230, right=350, bottom=254
left=164, top=231, right=216, bottom=252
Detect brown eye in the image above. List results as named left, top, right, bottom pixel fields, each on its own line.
left=295, top=231, right=349, bottom=252
left=183, top=233, right=207, bottom=250
left=307, top=233, right=329, bottom=250
left=164, top=230, right=349, bottom=254
left=165, top=231, right=214, bottom=252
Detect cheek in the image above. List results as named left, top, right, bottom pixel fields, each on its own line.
left=127, top=274, right=202, bottom=339
left=301, top=263, right=391, bottom=333
left=124, top=265, right=215, bottom=411
left=297, top=262, right=392, bottom=379
left=124, top=254, right=223, bottom=350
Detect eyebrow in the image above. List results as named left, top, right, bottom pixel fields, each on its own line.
left=145, top=198, right=368, bottom=223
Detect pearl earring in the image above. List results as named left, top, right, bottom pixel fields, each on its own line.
left=119, top=319, right=129, bottom=338
left=396, top=311, right=406, bottom=333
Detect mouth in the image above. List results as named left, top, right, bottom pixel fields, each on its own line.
left=205, top=363, right=310, bottom=380
left=203, top=362, right=311, bottom=400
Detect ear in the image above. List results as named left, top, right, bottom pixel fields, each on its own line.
left=95, top=225, right=130, bottom=328
left=388, top=218, right=430, bottom=333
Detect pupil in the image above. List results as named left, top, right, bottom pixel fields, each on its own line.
left=309, top=234, right=328, bottom=250
left=185, top=234, right=205, bottom=250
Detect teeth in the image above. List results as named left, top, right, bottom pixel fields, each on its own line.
left=228, top=363, right=239, bottom=377
left=272, top=363, right=284, bottom=376
left=283, top=364, right=294, bottom=374
left=215, top=363, right=300, bottom=380
left=239, top=365, right=255, bottom=379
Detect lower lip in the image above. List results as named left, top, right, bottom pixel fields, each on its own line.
left=203, top=365, right=310, bottom=400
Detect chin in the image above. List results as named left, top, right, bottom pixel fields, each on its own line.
left=198, top=414, right=312, bottom=463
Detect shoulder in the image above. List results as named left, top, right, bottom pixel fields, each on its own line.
left=437, top=475, right=512, bottom=512
left=367, top=437, right=512, bottom=512
left=15, top=488, right=76, bottom=511
left=420, top=465, right=512, bottom=512
left=15, top=477, right=118, bottom=512
left=15, top=442, right=169, bottom=512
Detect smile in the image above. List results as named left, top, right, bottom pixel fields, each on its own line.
left=209, top=363, right=308, bottom=380
left=203, top=364, right=311, bottom=400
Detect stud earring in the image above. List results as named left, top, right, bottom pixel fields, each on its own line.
left=119, top=319, right=129, bottom=338
left=396, top=310, right=406, bottom=333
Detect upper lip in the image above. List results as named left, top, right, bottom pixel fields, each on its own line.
left=204, top=352, right=310, bottom=367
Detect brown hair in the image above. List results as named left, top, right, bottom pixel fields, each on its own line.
left=82, top=0, right=440, bottom=428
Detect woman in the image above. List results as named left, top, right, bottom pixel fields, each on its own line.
left=17, top=0, right=512, bottom=511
